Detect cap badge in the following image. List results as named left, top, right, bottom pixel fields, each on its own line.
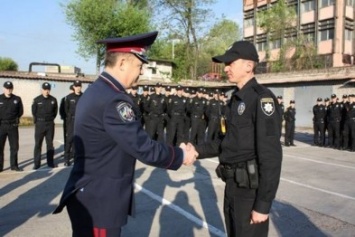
left=116, top=102, right=135, bottom=122
left=261, top=98, right=275, bottom=116
left=237, top=102, right=245, bottom=115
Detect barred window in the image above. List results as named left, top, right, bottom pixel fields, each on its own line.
left=346, top=0, right=355, bottom=6
left=244, top=18, right=254, bottom=28
left=345, top=29, right=353, bottom=41
left=270, top=39, right=281, bottom=49
left=301, top=0, right=315, bottom=13
left=320, top=0, right=334, bottom=8
left=257, top=41, right=267, bottom=51
left=319, top=29, right=334, bottom=41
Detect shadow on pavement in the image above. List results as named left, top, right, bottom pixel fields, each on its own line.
left=271, top=200, right=328, bottom=237
left=0, top=168, right=70, bottom=236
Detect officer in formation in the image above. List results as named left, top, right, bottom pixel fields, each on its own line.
left=53, top=31, right=198, bottom=237
left=64, top=80, right=83, bottom=166
left=277, top=95, right=284, bottom=122
left=32, top=82, right=58, bottom=169
left=189, top=88, right=207, bottom=145
left=311, top=93, right=355, bottom=152
left=284, top=100, right=296, bottom=146
left=59, top=85, right=74, bottom=145
left=206, top=89, right=226, bottom=142
left=312, top=97, right=327, bottom=146
left=0, top=81, right=24, bottom=172
left=145, top=82, right=167, bottom=142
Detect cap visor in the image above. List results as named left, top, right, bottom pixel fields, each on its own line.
left=212, top=53, right=237, bottom=63
left=134, top=53, right=149, bottom=64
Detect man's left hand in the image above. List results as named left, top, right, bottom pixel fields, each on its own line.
left=250, top=210, right=268, bottom=224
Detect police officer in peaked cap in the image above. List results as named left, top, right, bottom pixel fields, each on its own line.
left=0, top=81, right=24, bottom=172
left=186, top=41, right=282, bottom=237
left=32, top=82, right=58, bottom=169
left=53, top=31, right=198, bottom=237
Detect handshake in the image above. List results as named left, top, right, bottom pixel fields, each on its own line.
left=179, top=143, right=198, bottom=166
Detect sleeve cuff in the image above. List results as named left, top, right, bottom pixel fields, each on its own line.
left=254, top=200, right=272, bottom=214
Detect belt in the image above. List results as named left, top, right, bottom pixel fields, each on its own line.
left=150, top=113, right=161, bottom=117
left=192, top=114, right=204, bottom=119
left=172, top=112, right=183, bottom=116
left=37, top=118, right=54, bottom=122
left=0, top=119, right=17, bottom=124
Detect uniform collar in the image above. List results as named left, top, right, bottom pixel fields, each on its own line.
left=99, top=71, right=126, bottom=92
left=232, top=77, right=257, bottom=100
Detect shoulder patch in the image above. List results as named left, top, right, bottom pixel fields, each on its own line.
left=260, top=97, right=275, bottom=116
left=116, top=102, right=135, bottom=122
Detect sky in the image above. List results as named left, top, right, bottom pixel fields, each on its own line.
left=0, top=0, right=242, bottom=75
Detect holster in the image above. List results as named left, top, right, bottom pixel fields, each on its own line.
left=235, top=163, right=249, bottom=188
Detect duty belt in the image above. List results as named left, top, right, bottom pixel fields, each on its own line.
left=192, top=114, right=204, bottom=119
left=172, top=112, right=183, bottom=116
left=37, top=118, right=54, bottom=122
left=0, top=119, right=17, bottom=124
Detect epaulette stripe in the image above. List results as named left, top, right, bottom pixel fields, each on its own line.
left=100, top=75, right=121, bottom=93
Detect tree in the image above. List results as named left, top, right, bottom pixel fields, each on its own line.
left=0, top=57, right=18, bottom=71
left=63, top=0, right=151, bottom=74
left=151, top=0, right=216, bottom=80
left=198, top=18, right=241, bottom=77
left=256, top=0, right=320, bottom=72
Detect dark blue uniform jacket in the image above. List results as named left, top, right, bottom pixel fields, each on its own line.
left=53, top=71, right=183, bottom=228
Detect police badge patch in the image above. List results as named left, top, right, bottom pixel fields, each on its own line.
left=238, top=102, right=245, bottom=115
left=260, top=98, right=275, bottom=116
left=116, top=102, right=135, bottom=122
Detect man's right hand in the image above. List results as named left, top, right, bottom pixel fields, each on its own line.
left=180, top=143, right=198, bottom=165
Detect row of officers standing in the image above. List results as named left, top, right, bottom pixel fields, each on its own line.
left=277, top=94, right=355, bottom=152
left=128, top=82, right=228, bottom=146
left=0, top=80, right=83, bottom=172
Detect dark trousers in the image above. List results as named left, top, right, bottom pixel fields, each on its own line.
left=342, top=120, right=351, bottom=149
left=328, top=121, right=341, bottom=148
left=183, top=117, right=191, bottom=143
left=285, top=121, right=295, bottom=145
left=65, top=118, right=75, bottom=163
left=33, top=121, right=55, bottom=168
left=146, top=115, right=164, bottom=142
left=67, top=196, right=122, bottom=237
left=190, top=117, right=206, bottom=145
left=207, top=117, right=220, bottom=142
left=63, top=118, right=67, bottom=144
left=350, top=119, right=355, bottom=150
left=313, top=121, right=325, bottom=146
left=224, top=179, right=269, bottom=237
left=0, top=124, right=19, bottom=170
left=167, top=116, right=185, bottom=145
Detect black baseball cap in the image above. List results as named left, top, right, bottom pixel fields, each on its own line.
left=331, top=94, right=337, bottom=99
left=176, top=85, right=183, bottom=91
left=155, top=82, right=162, bottom=87
left=143, top=85, right=149, bottom=91
left=97, top=31, right=158, bottom=64
left=277, top=95, right=283, bottom=99
left=317, top=97, right=322, bottom=102
left=3, top=81, right=13, bottom=89
left=324, top=97, right=330, bottom=102
left=74, top=80, right=82, bottom=87
left=290, top=100, right=295, bottom=104
left=343, top=94, right=348, bottom=98
left=212, top=41, right=259, bottom=64
left=42, top=82, right=51, bottom=90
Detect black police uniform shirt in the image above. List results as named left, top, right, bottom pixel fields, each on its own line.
left=207, top=98, right=223, bottom=119
left=195, top=78, right=282, bottom=214
left=146, top=93, right=167, bottom=115
left=54, top=71, right=184, bottom=228
left=168, top=95, right=186, bottom=116
left=313, top=104, right=326, bottom=122
left=329, top=102, right=343, bottom=122
left=32, top=95, right=58, bottom=122
left=284, top=107, right=296, bottom=122
left=0, top=93, right=23, bottom=122
left=189, top=97, right=206, bottom=118
left=65, top=92, right=82, bottom=118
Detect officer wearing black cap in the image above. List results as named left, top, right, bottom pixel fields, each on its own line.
left=144, top=82, right=167, bottom=142
left=328, top=94, right=343, bottom=149
left=53, top=31, right=198, bottom=237
left=64, top=80, right=83, bottom=166
left=206, top=89, right=224, bottom=141
left=347, top=94, right=355, bottom=152
left=313, top=97, right=326, bottom=146
left=0, top=81, right=24, bottom=172
left=284, top=100, right=296, bottom=146
left=182, top=87, right=192, bottom=142
left=341, top=94, right=351, bottom=150
left=167, top=85, right=186, bottom=145
left=190, top=41, right=282, bottom=237
left=188, top=87, right=207, bottom=145
left=277, top=96, right=284, bottom=122
left=128, top=84, right=141, bottom=108
left=32, top=82, right=58, bottom=169
left=140, top=85, right=150, bottom=126
left=59, top=85, right=74, bottom=145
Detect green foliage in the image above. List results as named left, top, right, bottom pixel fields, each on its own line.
left=63, top=0, right=151, bottom=69
left=0, top=57, right=18, bottom=71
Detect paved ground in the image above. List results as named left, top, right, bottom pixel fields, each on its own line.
left=1, top=126, right=355, bottom=237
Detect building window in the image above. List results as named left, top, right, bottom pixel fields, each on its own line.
left=304, top=33, right=315, bottom=42
left=270, top=39, right=281, bottom=49
left=301, top=0, right=315, bottom=13
left=319, top=29, right=334, bottom=41
left=244, top=18, right=254, bottom=28
left=257, top=41, right=267, bottom=51
left=346, top=0, right=355, bottom=6
left=320, top=0, right=334, bottom=8
left=345, top=28, right=353, bottom=41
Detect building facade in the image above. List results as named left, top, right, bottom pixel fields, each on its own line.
left=243, top=0, right=355, bottom=67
